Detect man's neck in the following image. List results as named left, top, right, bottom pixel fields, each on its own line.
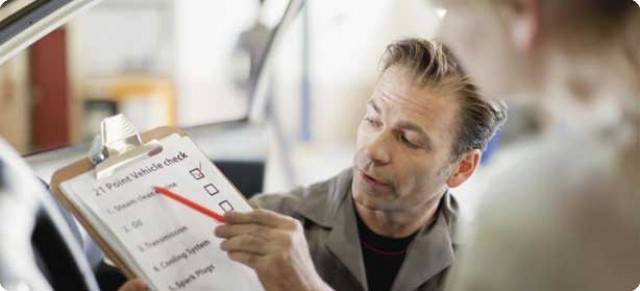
left=353, top=192, right=444, bottom=239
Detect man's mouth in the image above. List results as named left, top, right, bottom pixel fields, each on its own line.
left=358, top=169, right=390, bottom=188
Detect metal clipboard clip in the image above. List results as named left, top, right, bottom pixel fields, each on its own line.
left=88, top=114, right=163, bottom=180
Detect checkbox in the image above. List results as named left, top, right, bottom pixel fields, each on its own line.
left=189, top=168, right=205, bottom=180
left=204, top=184, right=219, bottom=196
left=219, top=200, right=234, bottom=213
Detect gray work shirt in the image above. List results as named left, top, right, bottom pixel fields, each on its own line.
left=250, top=168, right=459, bottom=291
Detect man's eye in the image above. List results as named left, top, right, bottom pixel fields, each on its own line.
left=364, top=117, right=381, bottom=127
left=399, top=134, right=419, bottom=149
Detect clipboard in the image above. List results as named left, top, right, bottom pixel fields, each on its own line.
left=49, top=116, right=187, bottom=279
left=49, top=115, right=264, bottom=291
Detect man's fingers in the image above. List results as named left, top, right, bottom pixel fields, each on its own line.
left=220, top=234, right=269, bottom=254
left=223, top=209, right=293, bottom=228
left=227, top=251, right=261, bottom=268
left=214, top=224, right=270, bottom=240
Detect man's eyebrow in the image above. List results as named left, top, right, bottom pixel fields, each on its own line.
left=397, top=121, right=433, bottom=148
left=367, top=99, right=381, bottom=114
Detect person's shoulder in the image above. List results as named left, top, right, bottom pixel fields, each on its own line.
left=249, top=168, right=353, bottom=217
left=470, top=127, right=638, bottom=241
left=485, top=128, right=628, bottom=198
left=453, top=127, right=640, bottom=290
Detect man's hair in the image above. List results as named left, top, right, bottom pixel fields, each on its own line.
left=380, top=38, right=507, bottom=157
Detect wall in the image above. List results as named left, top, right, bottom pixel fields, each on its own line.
left=272, top=0, right=442, bottom=145
left=0, top=53, right=30, bottom=153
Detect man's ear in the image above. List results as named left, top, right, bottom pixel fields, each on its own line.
left=503, top=0, right=542, bottom=54
left=446, top=149, right=482, bottom=188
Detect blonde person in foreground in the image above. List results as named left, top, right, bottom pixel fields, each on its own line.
left=434, top=0, right=640, bottom=290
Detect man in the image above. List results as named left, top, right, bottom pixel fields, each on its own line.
left=434, top=0, right=640, bottom=290
left=120, top=38, right=506, bottom=291
left=215, top=38, right=505, bottom=291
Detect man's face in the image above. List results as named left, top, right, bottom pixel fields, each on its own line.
left=352, top=66, right=459, bottom=212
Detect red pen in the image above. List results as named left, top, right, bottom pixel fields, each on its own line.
left=154, top=186, right=225, bottom=223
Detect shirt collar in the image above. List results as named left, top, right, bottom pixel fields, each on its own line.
left=295, top=168, right=459, bottom=240
left=391, top=207, right=456, bottom=291
left=294, top=168, right=353, bottom=228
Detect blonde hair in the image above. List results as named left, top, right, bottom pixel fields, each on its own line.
left=623, top=8, right=640, bottom=78
left=494, top=0, right=640, bottom=109
left=502, top=0, right=639, bottom=50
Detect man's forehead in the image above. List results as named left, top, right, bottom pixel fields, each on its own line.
left=370, top=91, right=457, bottom=133
left=374, top=64, right=460, bottom=120
left=371, top=73, right=459, bottom=137
left=372, top=78, right=457, bottom=119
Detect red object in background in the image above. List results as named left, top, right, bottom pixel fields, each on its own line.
left=29, top=28, right=70, bottom=150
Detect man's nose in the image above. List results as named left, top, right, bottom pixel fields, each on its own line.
left=363, top=132, right=391, bottom=166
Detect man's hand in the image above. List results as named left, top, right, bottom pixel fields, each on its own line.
left=117, top=279, right=147, bottom=291
left=215, top=209, right=332, bottom=291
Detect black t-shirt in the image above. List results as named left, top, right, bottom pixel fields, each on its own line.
left=356, top=212, right=417, bottom=291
